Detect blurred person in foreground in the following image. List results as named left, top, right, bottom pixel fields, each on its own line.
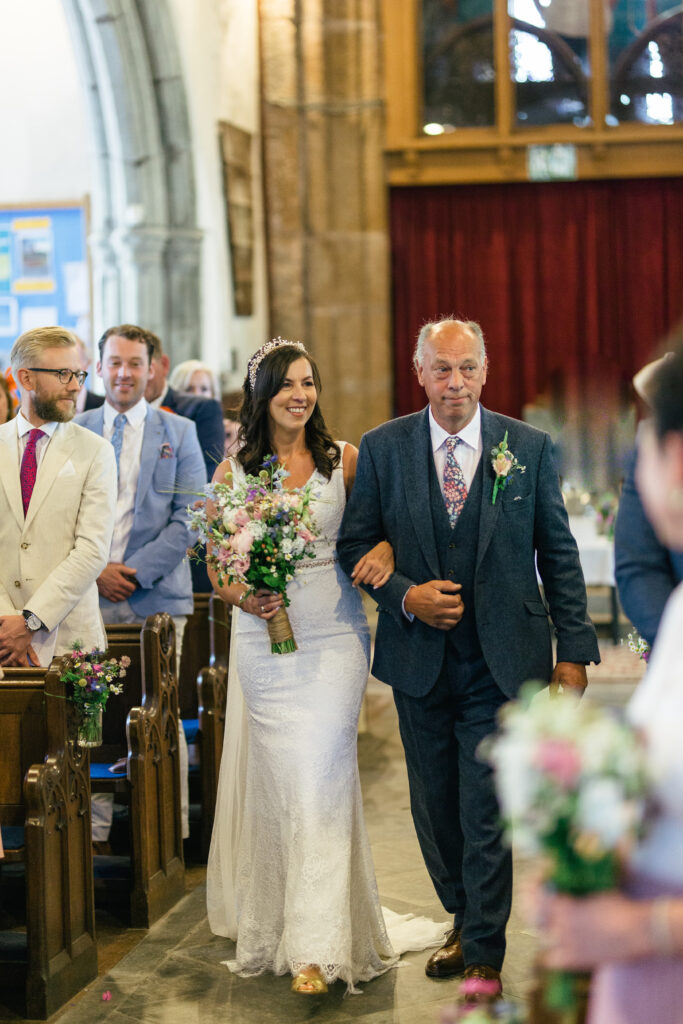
left=615, top=353, right=683, bottom=648
left=535, top=336, right=683, bottom=1024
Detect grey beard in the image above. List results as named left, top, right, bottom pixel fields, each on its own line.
left=32, top=393, right=76, bottom=422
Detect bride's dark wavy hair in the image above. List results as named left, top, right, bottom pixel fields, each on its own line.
left=237, top=344, right=341, bottom=479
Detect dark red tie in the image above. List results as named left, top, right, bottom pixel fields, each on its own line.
left=20, top=428, right=46, bottom=516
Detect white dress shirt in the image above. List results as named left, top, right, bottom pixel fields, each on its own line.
left=149, top=385, right=168, bottom=410
left=16, top=410, right=58, bottom=467
left=428, top=403, right=483, bottom=494
left=103, top=397, right=147, bottom=563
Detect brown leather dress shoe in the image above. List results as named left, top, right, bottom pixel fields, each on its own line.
left=425, top=928, right=465, bottom=978
left=461, top=964, right=502, bottom=1003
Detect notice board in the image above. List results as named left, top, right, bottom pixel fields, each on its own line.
left=0, top=201, right=89, bottom=372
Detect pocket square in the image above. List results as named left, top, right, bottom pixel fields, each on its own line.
left=159, top=442, right=174, bottom=459
left=514, top=495, right=522, bottom=501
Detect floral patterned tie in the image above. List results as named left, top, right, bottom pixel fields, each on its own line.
left=20, top=428, right=46, bottom=516
left=443, top=436, right=468, bottom=527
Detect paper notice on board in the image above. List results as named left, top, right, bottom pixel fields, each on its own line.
left=64, top=261, right=89, bottom=316
left=20, top=306, right=58, bottom=332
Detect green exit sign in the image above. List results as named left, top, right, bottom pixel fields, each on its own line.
left=527, top=144, right=577, bottom=181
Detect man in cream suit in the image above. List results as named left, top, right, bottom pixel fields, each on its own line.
left=0, top=326, right=116, bottom=666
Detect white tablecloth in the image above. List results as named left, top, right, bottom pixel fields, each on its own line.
left=568, top=515, right=615, bottom=587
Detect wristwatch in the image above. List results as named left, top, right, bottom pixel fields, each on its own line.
left=23, top=610, right=44, bottom=633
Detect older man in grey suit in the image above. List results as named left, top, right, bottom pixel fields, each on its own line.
left=337, top=318, right=599, bottom=999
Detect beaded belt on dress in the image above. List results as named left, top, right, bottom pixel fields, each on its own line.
left=298, top=555, right=338, bottom=571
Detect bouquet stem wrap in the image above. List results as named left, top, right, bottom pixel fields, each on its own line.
left=267, top=606, right=297, bottom=654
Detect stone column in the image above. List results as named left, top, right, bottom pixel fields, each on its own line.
left=259, top=0, right=392, bottom=442
left=165, top=229, right=204, bottom=365
left=110, top=225, right=168, bottom=338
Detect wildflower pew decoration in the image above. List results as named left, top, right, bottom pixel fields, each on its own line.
left=61, top=643, right=130, bottom=747
left=187, top=457, right=319, bottom=654
left=480, top=683, right=649, bottom=1018
left=626, top=630, right=650, bottom=663
left=490, top=431, right=525, bottom=504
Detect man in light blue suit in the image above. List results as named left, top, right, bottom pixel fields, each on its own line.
left=76, top=324, right=205, bottom=846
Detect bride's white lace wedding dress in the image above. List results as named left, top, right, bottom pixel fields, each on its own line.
left=207, top=446, right=405, bottom=991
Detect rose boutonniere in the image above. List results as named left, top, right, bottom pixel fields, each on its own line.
left=159, top=442, right=174, bottom=459
left=491, top=431, right=525, bottom=504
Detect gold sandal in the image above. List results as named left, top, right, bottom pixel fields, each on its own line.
left=291, top=967, right=328, bottom=995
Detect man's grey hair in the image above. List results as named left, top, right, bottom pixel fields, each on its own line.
left=10, top=326, right=78, bottom=378
left=413, top=318, right=487, bottom=369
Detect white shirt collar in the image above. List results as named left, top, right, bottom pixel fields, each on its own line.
left=103, top=396, right=149, bottom=429
left=428, top=404, right=481, bottom=453
left=149, top=384, right=168, bottom=410
left=16, top=409, right=59, bottom=439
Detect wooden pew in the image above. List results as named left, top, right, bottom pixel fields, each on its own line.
left=195, top=663, right=228, bottom=857
left=92, top=613, right=184, bottom=927
left=0, top=657, right=97, bottom=1019
left=178, top=594, right=231, bottom=857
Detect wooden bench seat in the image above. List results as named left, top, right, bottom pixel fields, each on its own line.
left=94, top=613, right=185, bottom=927
left=0, top=657, right=97, bottom=1019
left=179, top=594, right=231, bottom=857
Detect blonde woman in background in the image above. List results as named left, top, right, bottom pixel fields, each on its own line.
left=169, top=359, right=221, bottom=401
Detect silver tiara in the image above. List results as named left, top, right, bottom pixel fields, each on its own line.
left=247, top=336, right=307, bottom=392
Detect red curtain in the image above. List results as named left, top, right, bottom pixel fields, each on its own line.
left=390, top=177, right=683, bottom=419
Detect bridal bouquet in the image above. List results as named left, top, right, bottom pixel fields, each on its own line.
left=187, top=456, right=319, bottom=654
left=480, top=684, right=649, bottom=1019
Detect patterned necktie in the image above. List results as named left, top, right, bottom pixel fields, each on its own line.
left=110, top=413, right=128, bottom=473
left=443, top=436, right=468, bottom=527
left=20, top=428, right=46, bottom=516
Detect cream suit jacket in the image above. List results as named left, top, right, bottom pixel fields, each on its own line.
left=0, top=418, right=117, bottom=664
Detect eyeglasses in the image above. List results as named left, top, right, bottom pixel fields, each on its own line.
left=28, top=368, right=88, bottom=386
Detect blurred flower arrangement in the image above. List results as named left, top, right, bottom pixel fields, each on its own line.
left=187, top=456, right=319, bottom=654
left=61, top=643, right=129, bottom=746
left=440, top=986, right=525, bottom=1022
left=626, top=630, right=650, bottom=663
left=594, top=491, right=619, bottom=538
left=480, top=683, right=649, bottom=1018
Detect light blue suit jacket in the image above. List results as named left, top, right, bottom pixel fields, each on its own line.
left=76, top=404, right=206, bottom=616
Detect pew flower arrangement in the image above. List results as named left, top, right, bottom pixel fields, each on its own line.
left=594, top=490, right=619, bottom=538
left=480, top=683, right=649, bottom=1019
left=626, top=630, right=650, bottom=663
left=187, top=456, right=319, bottom=654
left=61, top=642, right=129, bottom=746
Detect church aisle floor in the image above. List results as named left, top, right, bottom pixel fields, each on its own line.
left=19, top=639, right=639, bottom=1024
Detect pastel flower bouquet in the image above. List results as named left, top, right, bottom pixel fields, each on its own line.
left=481, top=684, right=649, bottom=1018
left=60, top=642, right=129, bottom=747
left=187, top=457, right=319, bottom=654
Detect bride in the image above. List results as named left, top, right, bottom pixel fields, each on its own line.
left=206, top=338, right=405, bottom=994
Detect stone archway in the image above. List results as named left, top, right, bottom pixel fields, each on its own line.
left=61, top=0, right=201, bottom=361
